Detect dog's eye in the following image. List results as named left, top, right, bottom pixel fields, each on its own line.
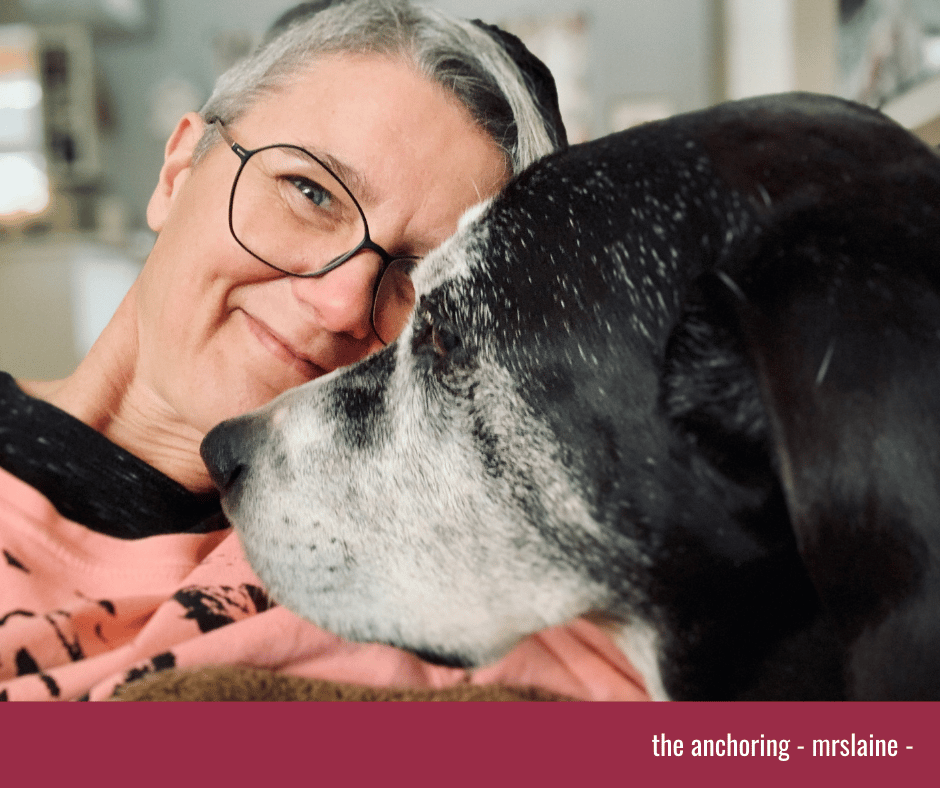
left=431, top=323, right=460, bottom=357
left=413, top=304, right=463, bottom=362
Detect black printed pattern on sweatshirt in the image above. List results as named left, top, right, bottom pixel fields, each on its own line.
left=174, top=584, right=273, bottom=633
left=120, top=651, right=177, bottom=686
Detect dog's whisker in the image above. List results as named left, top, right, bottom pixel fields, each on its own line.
left=815, top=341, right=835, bottom=387
left=757, top=183, right=772, bottom=208
left=717, top=271, right=746, bottom=302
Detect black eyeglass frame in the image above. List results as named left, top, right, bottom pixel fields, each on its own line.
left=210, top=118, right=418, bottom=344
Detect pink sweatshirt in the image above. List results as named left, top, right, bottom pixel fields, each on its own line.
left=0, top=467, right=649, bottom=701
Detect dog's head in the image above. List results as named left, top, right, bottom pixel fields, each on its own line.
left=200, top=173, right=669, bottom=670
left=202, top=93, right=940, bottom=699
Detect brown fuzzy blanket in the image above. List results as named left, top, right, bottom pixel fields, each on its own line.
left=110, top=666, right=574, bottom=701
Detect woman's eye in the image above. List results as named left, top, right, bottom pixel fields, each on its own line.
left=287, top=176, right=333, bottom=209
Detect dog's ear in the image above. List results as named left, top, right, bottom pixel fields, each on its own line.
left=711, top=222, right=940, bottom=700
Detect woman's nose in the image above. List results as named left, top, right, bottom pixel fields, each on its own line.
left=289, top=248, right=382, bottom=342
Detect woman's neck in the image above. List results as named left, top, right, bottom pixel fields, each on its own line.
left=18, top=290, right=216, bottom=494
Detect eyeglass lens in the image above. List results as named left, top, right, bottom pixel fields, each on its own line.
left=232, top=146, right=365, bottom=275
left=373, top=257, right=417, bottom=343
left=231, top=144, right=417, bottom=344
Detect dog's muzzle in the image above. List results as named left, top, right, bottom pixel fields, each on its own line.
left=201, top=414, right=267, bottom=492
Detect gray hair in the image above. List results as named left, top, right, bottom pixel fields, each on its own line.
left=195, top=0, right=561, bottom=173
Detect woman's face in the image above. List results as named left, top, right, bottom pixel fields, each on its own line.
left=141, top=53, right=508, bottom=434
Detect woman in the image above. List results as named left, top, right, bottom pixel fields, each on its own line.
left=0, top=0, right=647, bottom=701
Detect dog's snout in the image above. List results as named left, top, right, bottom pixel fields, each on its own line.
left=201, top=415, right=265, bottom=491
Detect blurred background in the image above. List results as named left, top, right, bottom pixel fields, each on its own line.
left=2, top=0, right=940, bottom=380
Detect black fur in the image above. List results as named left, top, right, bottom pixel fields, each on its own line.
left=418, top=93, right=940, bottom=699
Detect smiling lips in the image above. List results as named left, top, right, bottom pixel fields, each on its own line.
left=242, top=310, right=326, bottom=377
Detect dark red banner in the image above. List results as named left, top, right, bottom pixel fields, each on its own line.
left=3, top=701, right=934, bottom=786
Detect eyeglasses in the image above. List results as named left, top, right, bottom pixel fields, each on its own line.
left=210, top=118, right=418, bottom=345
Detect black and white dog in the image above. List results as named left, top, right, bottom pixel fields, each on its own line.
left=202, top=93, right=940, bottom=700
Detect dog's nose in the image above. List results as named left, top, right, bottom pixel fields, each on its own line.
left=201, top=415, right=264, bottom=491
